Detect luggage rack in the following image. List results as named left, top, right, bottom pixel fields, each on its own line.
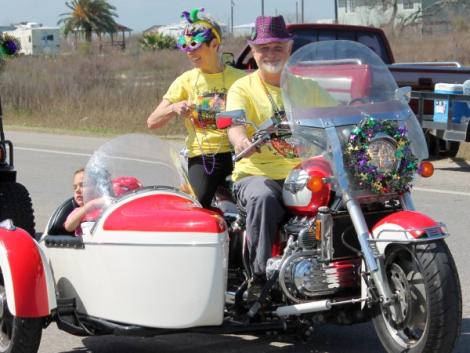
left=411, top=91, right=470, bottom=142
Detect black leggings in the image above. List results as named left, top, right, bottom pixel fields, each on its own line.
left=188, top=152, right=233, bottom=208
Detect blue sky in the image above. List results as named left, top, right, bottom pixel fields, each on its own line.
left=1, top=0, right=336, bottom=32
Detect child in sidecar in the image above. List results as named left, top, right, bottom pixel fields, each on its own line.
left=60, top=169, right=143, bottom=236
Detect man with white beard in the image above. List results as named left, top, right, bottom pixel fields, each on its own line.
left=226, top=15, right=335, bottom=302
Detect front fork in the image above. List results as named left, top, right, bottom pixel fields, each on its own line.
left=324, top=125, right=407, bottom=306
left=344, top=196, right=395, bottom=306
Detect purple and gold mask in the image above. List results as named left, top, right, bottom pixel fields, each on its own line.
left=177, top=8, right=221, bottom=53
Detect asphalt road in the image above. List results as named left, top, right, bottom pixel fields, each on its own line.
left=6, top=130, right=470, bottom=353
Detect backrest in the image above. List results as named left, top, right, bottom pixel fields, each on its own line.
left=44, top=197, right=77, bottom=236
left=290, top=63, right=371, bottom=104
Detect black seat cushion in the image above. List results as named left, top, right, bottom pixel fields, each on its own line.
left=45, top=197, right=78, bottom=236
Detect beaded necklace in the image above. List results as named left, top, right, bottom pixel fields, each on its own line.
left=190, top=65, right=227, bottom=175
left=258, top=73, right=286, bottom=125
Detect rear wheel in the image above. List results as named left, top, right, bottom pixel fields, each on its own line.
left=0, top=182, right=35, bottom=237
left=0, top=277, right=43, bottom=353
left=372, top=241, right=462, bottom=353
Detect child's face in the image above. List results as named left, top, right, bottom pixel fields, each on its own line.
left=73, top=171, right=84, bottom=206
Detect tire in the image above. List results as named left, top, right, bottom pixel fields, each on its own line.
left=440, top=140, right=460, bottom=158
left=372, top=241, right=462, bottom=353
left=424, top=133, right=438, bottom=158
left=0, top=276, right=43, bottom=353
left=0, top=182, right=35, bottom=237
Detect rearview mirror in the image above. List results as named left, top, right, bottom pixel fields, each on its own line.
left=216, top=110, right=247, bottom=129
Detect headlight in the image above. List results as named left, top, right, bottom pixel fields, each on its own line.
left=284, top=168, right=308, bottom=193
left=367, top=137, right=398, bottom=173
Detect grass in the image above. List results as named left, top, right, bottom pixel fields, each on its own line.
left=1, top=31, right=469, bottom=136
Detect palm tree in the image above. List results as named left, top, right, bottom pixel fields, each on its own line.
left=58, top=0, right=118, bottom=42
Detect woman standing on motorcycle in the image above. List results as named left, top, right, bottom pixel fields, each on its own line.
left=147, top=7, right=245, bottom=208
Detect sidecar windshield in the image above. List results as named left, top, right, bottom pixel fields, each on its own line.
left=83, top=134, right=194, bottom=209
left=281, top=41, right=428, bottom=196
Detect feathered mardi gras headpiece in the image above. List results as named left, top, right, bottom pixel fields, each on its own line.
left=177, top=8, right=221, bottom=52
left=0, top=33, right=21, bottom=60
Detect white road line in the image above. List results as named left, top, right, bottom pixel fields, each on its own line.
left=16, top=146, right=91, bottom=157
left=414, top=187, right=470, bottom=197
left=16, top=146, right=470, bottom=197
left=16, top=146, right=168, bottom=166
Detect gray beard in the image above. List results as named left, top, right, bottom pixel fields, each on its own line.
left=260, top=61, right=284, bottom=74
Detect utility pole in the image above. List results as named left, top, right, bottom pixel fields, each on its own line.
left=296, top=1, right=299, bottom=23
left=334, top=0, right=338, bottom=23
left=301, top=0, right=304, bottom=23
left=231, top=0, right=234, bottom=35
left=261, top=0, right=264, bottom=16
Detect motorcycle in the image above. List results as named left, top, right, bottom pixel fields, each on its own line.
left=0, top=41, right=461, bottom=353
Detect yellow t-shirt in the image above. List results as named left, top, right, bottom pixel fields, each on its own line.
left=163, top=65, right=246, bottom=157
left=226, top=71, right=337, bottom=182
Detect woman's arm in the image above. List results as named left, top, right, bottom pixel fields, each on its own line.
left=147, top=99, right=194, bottom=129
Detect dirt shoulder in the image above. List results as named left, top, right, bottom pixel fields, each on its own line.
left=457, top=142, right=470, bottom=161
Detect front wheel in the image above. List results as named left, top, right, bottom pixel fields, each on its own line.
left=0, top=277, right=43, bottom=353
left=372, top=241, right=462, bottom=353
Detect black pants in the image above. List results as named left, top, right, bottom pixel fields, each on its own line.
left=188, top=152, right=233, bottom=208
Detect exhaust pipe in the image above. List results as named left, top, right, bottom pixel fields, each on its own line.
left=275, top=300, right=331, bottom=317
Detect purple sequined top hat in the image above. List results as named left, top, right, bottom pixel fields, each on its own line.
left=248, top=15, right=293, bottom=45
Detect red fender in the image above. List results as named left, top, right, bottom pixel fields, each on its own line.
left=372, top=210, right=442, bottom=239
left=0, top=226, right=50, bottom=317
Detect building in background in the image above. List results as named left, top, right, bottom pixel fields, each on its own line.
left=146, top=21, right=228, bottom=39
left=337, top=0, right=422, bottom=28
left=232, top=23, right=255, bottom=38
left=5, top=22, right=60, bottom=55
left=336, top=0, right=470, bottom=34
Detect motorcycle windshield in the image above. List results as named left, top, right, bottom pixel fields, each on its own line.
left=281, top=41, right=428, bottom=196
left=83, top=134, right=195, bottom=208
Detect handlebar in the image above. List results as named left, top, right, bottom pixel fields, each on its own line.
left=233, top=132, right=270, bottom=162
left=233, top=123, right=293, bottom=162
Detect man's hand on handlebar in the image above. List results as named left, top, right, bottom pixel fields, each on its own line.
left=234, top=137, right=259, bottom=157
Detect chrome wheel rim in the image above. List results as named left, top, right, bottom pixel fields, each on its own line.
left=0, top=285, right=12, bottom=350
left=382, top=260, right=428, bottom=348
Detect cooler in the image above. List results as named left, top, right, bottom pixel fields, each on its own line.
left=433, top=83, right=470, bottom=123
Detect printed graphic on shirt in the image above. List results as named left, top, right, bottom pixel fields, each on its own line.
left=268, top=110, right=299, bottom=159
left=192, top=91, right=226, bottom=129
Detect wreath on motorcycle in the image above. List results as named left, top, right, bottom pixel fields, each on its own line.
left=344, top=116, right=418, bottom=194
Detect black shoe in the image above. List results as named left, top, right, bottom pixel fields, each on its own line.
left=246, top=274, right=266, bottom=303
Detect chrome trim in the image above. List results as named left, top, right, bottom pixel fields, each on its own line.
left=0, top=219, right=15, bottom=231
left=372, top=224, right=448, bottom=243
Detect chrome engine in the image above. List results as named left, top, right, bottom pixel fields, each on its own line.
left=266, top=213, right=360, bottom=303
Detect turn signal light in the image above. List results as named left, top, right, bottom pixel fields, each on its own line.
left=307, top=175, right=325, bottom=193
left=419, top=161, right=434, bottom=178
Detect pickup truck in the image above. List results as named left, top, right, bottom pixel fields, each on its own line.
left=229, top=23, right=470, bottom=157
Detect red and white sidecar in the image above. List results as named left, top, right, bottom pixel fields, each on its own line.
left=0, top=134, right=229, bottom=352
